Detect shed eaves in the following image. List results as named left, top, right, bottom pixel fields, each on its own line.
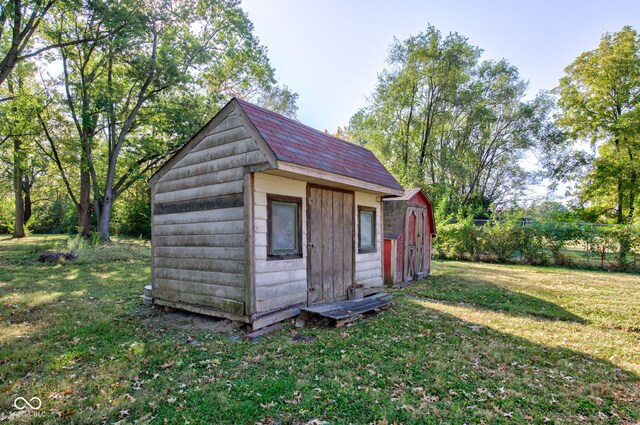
left=236, top=98, right=403, bottom=191
left=385, top=188, right=424, bottom=202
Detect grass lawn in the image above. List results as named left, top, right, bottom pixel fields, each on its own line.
left=1, top=235, right=639, bottom=424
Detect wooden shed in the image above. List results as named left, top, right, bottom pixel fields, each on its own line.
left=148, top=98, right=404, bottom=330
left=383, top=189, right=436, bottom=285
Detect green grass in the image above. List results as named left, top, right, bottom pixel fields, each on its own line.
left=1, top=236, right=639, bottom=424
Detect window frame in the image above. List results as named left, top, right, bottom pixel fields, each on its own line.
left=357, top=205, right=377, bottom=253
left=267, top=194, right=303, bottom=261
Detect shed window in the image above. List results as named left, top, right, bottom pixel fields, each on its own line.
left=358, top=206, right=376, bottom=253
left=267, top=194, right=302, bottom=260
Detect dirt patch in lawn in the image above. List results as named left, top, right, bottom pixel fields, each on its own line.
left=38, top=251, right=77, bottom=262
left=143, top=307, right=246, bottom=335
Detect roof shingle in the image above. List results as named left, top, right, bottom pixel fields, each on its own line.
left=236, top=98, right=403, bottom=191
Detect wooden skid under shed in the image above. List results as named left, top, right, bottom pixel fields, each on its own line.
left=300, top=293, right=392, bottom=326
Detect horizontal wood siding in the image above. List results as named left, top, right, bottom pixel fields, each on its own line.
left=153, top=220, right=244, bottom=236
left=152, top=111, right=266, bottom=316
left=153, top=207, right=244, bottom=226
left=253, top=173, right=307, bottom=313
left=153, top=234, right=244, bottom=247
left=355, top=192, right=383, bottom=288
left=154, top=247, right=244, bottom=260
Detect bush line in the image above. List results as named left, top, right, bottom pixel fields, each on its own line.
left=434, top=218, right=640, bottom=272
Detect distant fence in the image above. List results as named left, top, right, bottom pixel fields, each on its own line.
left=470, top=218, right=639, bottom=228
left=434, top=219, right=640, bottom=272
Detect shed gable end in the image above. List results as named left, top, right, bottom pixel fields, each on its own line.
left=155, top=111, right=267, bottom=191
left=151, top=111, right=268, bottom=317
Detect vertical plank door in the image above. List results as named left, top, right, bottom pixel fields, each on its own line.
left=307, top=186, right=354, bottom=304
left=404, top=207, right=426, bottom=281
left=416, top=209, right=425, bottom=276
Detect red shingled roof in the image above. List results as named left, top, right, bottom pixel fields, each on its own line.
left=236, top=98, right=403, bottom=192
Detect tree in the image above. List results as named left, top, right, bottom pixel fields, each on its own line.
left=0, top=0, right=116, bottom=90
left=556, top=26, right=640, bottom=224
left=35, top=0, right=126, bottom=237
left=0, top=61, right=44, bottom=237
left=257, top=85, right=298, bottom=118
left=349, top=26, right=551, bottom=217
left=0, top=0, right=53, bottom=89
left=41, top=0, right=295, bottom=241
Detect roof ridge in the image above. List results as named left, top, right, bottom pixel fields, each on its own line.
left=233, top=97, right=403, bottom=192
left=234, top=97, right=372, bottom=154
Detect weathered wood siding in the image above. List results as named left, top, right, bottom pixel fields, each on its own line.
left=253, top=173, right=308, bottom=313
left=407, top=195, right=431, bottom=280
left=355, top=192, right=383, bottom=289
left=151, top=111, right=267, bottom=317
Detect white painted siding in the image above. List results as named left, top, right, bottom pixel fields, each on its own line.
left=354, top=192, right=383, bottom=288
left=253, top=173, right=308, bottom=313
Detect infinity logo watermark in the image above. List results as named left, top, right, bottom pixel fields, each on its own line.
left=13, top=396, right=42, bottom=411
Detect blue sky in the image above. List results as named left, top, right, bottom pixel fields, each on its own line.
left=241, top=0, right=640, bottom=133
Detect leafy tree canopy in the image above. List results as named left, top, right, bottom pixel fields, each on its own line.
left=552, top=26, right=640, bottom=224
left=349, top=25, right=554, bottom=219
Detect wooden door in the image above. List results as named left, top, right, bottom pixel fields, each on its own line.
left=307, top=186, right=354, bottom=304
left=404, top=207, right=426, bottom=281
left=416, top=209, right=425, bottom=276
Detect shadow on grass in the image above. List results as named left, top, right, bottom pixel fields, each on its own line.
left=375, top=300, right=640, bottom=423
left=0, top=237, right=155, bottom=421
left=1, top=264, right=639, bottom=422
left=402, top=263, right=587, bottom=324
left=1, top=239, right=638, bottom=422
left=0, top=235, right=149, bottom=287
left=0, top=237, right=151, bottom=348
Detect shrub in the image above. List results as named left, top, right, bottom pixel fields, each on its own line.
left=483, top=217, right=522, bottom=262
left=434, top=217, right=481, bottom=260
left=629, top=229, right=640, bottom=269
left=111, top=188, right=151, bottom=238
left=30, top=198, right=77, bottom=234
left=541, top=222, right=580, bottom=264
left=520, top=223, right=550, bottom=265
left=433, top=216, right=640, bottom=272
left=0, top=197, right=14, bottom=234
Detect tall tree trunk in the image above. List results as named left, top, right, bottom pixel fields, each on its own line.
left=78, top=161, right=92, bottom=238
left=98, top=188, right=113, bottom=242
left=418, top=103, right=434, bottom=166
left=98, top=133, right=119, bottom=242
left=97, top=27, right=159, bottom=243
left=628, top=170, right=636, bottom=223
left=23, top=175, right=32, bottom=224
left=628, top=147, right=636, bottom=223
left=616, top=181, right=624, bottom=224
left=13, top=138, right=25, bottom=238
left=61, top=49, right=94, bottom=238
left=615, top=138, right=624, bottom=224
left=403, top=86, right=416, bottom=176
left=8, top=78, right=25, bottom=238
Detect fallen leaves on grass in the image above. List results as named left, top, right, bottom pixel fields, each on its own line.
left=58, top=409, right=75, bottom=418
left=260, top=401, right=277, bottom=409
left=49, top=388, right=73, bottom=399
left=160, top=360, right=174, bottom=369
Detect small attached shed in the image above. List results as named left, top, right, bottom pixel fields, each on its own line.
left=148, top=98, right=404, bottom=330
left=383, top=189, right=436, bottom=285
